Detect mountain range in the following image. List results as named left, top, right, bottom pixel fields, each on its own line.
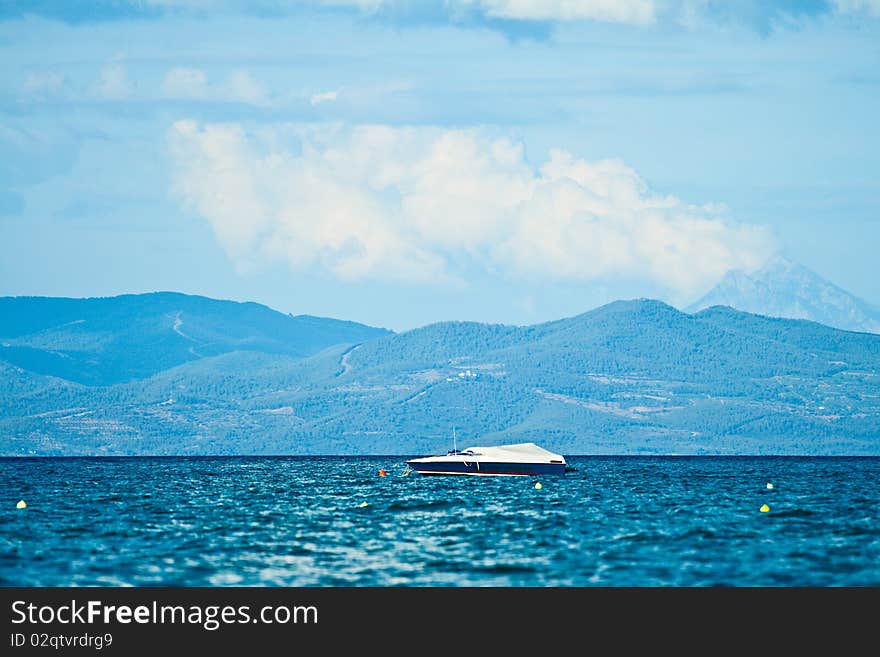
left=1, top=292, right=878, bottom=456
left=688, top=256, right=880, bottom=334
left=0, top=293, right=390, bottom=386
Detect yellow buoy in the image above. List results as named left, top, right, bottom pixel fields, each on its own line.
left=358, top=501, right=369, bottom=508
left=16, top=500, right=26, bottom=509
left=766, top=483, right=774, bottom=490
left=535, top=482, right=542, bottom=490
left=760, top=504, right=770, bottom=513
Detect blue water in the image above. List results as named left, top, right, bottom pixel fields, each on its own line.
left=1, top=457, right=878, bottom=586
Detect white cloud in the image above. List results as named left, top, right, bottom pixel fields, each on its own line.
left=22, top=71, right=66, bottom=97
left=96, top=63, right=133, bottom=100
left=168, top=121, right=774, bottom=295
left=315, top=0, right=880, bottom=24
left=310, top=90, right=341, bottom=106
left=318, top=0, right=657, bottom=24
left=161, top=67, right=269, bottom=106
left=832, top=0, right=880, bottom=16
left=225, top=70, right=268, bottom=106
left=458, top=0, right=656, bottom=24
left=120, top=0, right=880, bottom=26
left=319, top=0, right=657, bottom=24
left=316, top=0, right=387, bottom=10
left=161, top=67, right=209, bottom=99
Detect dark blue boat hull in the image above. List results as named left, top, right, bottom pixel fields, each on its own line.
left=407, top=460, right=565, bottom=476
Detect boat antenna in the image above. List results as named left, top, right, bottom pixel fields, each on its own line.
left=453, top=426, right=457, bottom=453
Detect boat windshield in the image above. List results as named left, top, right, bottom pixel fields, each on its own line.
left=446, top=449, right=474, bottom=456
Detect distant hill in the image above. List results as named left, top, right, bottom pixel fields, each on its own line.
left=687, top=256, right=880, bottom=334
left=1, top=296, right=878, bottom=456
left=0, top=292, right=391, bottom=385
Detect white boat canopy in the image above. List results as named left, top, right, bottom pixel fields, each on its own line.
left=460, top=442, right=565, bottom=464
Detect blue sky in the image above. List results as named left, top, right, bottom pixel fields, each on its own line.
left=1, top=1, right=878, bottom=330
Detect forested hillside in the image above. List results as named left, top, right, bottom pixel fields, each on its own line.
left=2, top=295, right=878, bottom=455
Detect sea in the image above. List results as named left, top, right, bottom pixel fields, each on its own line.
left=1, top=456, right=878, bottom=587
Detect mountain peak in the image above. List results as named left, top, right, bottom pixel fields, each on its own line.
left=757, top=255, right=801, bottom=274
left=688, top=257, right=880, bottom=334
left=582, top=297, right=682, bottom=318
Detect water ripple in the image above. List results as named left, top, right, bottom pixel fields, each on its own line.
left=1, top=456, right=879, bottom=586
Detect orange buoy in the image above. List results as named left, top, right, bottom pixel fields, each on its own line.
left=378, top=469, right=387, bottom=477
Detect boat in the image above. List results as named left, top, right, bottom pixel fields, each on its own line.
left=406, top=441, right=566, bottom=477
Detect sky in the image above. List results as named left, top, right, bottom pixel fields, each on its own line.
left=1, top=1, right=878, bottom=331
